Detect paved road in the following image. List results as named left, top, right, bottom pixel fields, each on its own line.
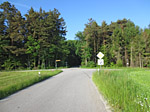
left=0, top=68, right=111, bottom=112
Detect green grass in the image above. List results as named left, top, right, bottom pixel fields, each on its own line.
left=93, top=68, right=150, bottom=112
left=80, top=66, right=126, bottom=69
left=0, top=70, right=62, bottom=99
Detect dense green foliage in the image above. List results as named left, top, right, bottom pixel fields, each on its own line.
left=1, top=1, right=150, bottom=70
left=0, top=2, right=69, bottom=70
left=93, top=69, right=150, bottom=112
left=75, top=18, right=150, bottom=67
left=0, top=70, right=62, bottom=99
left=65, top=40, right=81, bottom=67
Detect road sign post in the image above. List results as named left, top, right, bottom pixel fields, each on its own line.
left=65, top=62, right=67, bottom=68
left=55, top=60, right=61, bottom=69
left=97, top=52, right=104, bottom=75
left=97, top=52, right=104, bottom=59
left=55, top=61, right=57, bottom=69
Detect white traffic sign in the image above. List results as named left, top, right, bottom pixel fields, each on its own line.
left=98, top=59, right=104, bottom=65
left=97, top=52, right=104, bottom=59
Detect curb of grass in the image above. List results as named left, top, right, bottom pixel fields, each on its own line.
left=0, top=70, right=62, bottom=100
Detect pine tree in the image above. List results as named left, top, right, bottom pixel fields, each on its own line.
left=0, top=2, right=26, bottom=69
left=0, top=10, right=7, bottom=69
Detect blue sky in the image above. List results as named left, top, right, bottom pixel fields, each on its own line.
left=1, top=0, right=150, bottom=40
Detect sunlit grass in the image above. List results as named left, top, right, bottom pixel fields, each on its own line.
left=0, top=70, right=62, bottom=99
left=93, top=68, right=150, bottom=112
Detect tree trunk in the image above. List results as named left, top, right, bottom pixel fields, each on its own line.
left=41, top=58, right=45, bottom=69
left=130, top=46, right=133, bottom=67
left=28, top=55, right=30, bottom=69
left=94, top=38, right=96, bottom=63
left=38, top=55, right=40, bottom=68
left=11, top=38, right=13, bottom=46
left=34, top=58, right=36, bottom=68
left=125, top=46, right=127, bottom=66
left=103, top=36, right=105, bottom=53
left=117, top=47, right=121, bottom=61
left=97, top=37, right=100, bottom=53
left=139, top=53, right=142, bottom=68
left=85, top=58, right=87, bottom=66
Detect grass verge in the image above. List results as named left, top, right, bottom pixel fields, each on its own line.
left=0, top=70, right=62, bottom=99
left=93, top=68, right=150, bottom=112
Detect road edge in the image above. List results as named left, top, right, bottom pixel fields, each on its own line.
left=90, top=75, right=112, bottom=112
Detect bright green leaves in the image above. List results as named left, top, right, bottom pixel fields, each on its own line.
left=25, top=36, right=40, bottom=56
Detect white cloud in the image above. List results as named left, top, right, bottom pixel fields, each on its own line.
left=10, top=2, right=31, bottom=9
left=1, top=0, right=38, bottom=10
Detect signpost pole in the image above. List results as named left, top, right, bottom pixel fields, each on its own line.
left=100, top=65, right=101, bottom=72
left=65, top=62, right=67, bottom=68
left=55, top=60, right=61, bottom=69
left=97, top=52, right=104, bottom=75
left=98, top=66, right=101, bottom=75
left=99, top=65, right=101, bottom=75
left=55, top=61, right=57, bottom=69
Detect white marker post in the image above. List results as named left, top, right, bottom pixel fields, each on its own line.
left=97, top=52, right=104, bottom=75
left=38, top=72, right=41, bottom=77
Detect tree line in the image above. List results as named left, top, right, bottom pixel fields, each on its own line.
left=75, top=18, right=150, bottom=67
left=1, top=2, right=150, bottom=70
left=0, top=2, right=81, bottom=70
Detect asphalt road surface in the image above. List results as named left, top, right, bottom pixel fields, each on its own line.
left=0, top=68, right=111, bottom=112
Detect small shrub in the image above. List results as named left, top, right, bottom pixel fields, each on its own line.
left=147, top=63, right=150, bottom=67
left=110, top=62, right=116, bottom=67
left=116, top=59, right=123, bottom=67
left=87, top=61, right=96, bottom=67
left=81, top=61, right=85, bottom=66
